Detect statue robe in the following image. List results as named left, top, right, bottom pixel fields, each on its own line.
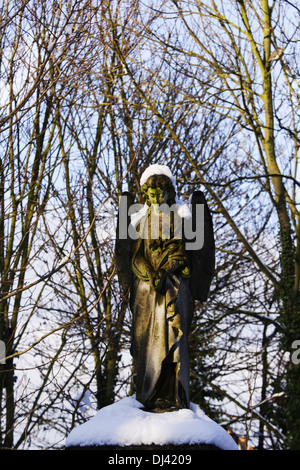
left=129, top=208, right=194, bottom=410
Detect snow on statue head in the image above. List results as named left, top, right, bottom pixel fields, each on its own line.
left=140, top=164, right=176, bottom=189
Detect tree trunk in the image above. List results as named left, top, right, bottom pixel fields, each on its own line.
left=261, top=0, right=300, bottom=449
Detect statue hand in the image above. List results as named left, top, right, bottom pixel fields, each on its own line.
left=147, top=269, right=167, bottom=292
left=154, top=269, right=166, bottom=292
left=181, top=266, right=191, bottom=278
left=147, top=269, right=158, bottom=291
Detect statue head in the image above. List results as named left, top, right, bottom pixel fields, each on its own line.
left=141, top=174, right=176, bottom=207
left=140, top=164, right=176, bottom=207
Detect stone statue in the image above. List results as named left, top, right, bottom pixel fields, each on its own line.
left=115, top=164, right=215, bottom=412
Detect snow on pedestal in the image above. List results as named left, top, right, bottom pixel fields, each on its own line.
left=65, top=396, right=238, bottom=450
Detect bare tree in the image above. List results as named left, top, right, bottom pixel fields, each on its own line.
left=109, top=0, right=299, bottom=449
left=1, top=0, right=298, bottom=450
left=0, top=0, right=105, bottom=448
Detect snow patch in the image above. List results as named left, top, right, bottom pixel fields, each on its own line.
left=130, top=203, right=149, bottom=228
left=65, top=396, right=238, bottom=450
left=140, top=164, right=176, bottom=188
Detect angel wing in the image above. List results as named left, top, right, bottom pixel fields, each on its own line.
left=184, top=190, right=215, bottom=303
left=115, top=191, right=135, bottom=292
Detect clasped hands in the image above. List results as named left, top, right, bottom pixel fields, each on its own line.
left=148, top=265, right=190, bottom=292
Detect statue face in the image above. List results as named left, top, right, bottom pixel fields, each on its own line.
left=142, top=174, right=175, bottom=208
left=146, top=186, right=168, bottom=207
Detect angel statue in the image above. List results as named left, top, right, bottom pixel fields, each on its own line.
left=115, top=164, right=215, bottom=412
